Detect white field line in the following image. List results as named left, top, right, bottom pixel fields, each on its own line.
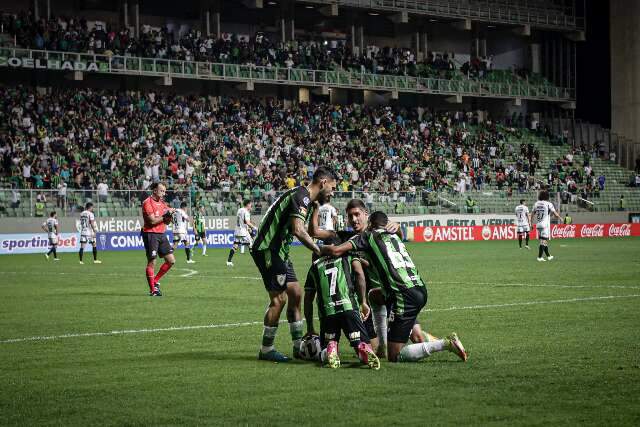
left=2, top=293, right=639, bottom=345
left=177, top=268, right=198, bottom=278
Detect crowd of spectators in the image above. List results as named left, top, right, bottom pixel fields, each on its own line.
left=1, top=10, right=542, bottom=83
left=0, top=85, right=561, bottom=208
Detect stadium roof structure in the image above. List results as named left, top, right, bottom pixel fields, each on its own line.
left=294, top=0, right=585, bottom=32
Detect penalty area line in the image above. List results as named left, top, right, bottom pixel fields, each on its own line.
left=1, top=294, right=640, bottom=345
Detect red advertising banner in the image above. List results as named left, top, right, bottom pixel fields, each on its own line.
left=412, top=223, right=640, bottom=243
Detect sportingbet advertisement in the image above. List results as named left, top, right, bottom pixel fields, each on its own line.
left=409, top=223, right=640, bottom=243
left=0, top=233, right=81, bottom=255
left=0, top=231, right=234, bottom=255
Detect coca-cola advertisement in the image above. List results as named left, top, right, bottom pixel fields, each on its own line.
left=412, top=223, right=640, bottom=243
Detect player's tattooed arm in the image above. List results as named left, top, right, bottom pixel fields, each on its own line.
left=351, top=259, right=370, bottom=321
left=292, top=217, right=320, bottom=256
left=307, top=201, right=336, bottom=241
left=41, top=223, right=48, bottom=233
left=319, top=241, right=352, bottom=257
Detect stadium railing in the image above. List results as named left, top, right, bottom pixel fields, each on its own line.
left=0, top=48, right=575, bottom=101
left=1, top=188, right=632, bottom=218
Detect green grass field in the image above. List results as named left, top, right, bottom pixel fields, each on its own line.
left=1, top=238, right=639, bottom=426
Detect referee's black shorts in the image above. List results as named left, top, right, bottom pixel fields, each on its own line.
left=142, top=231, right=173, bottom=261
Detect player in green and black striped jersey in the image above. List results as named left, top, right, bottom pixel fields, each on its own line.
left=320, top=211, right=468, bottom=363
left=304, top=254, right=380, bottom=369
left=251, top=167, right=337, bottom=363
left=192, top=205, right=208, bottom=256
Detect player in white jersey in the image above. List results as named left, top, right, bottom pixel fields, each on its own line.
left=318, top=202, right=338, bottom=232
left=532, top=190, right=562, bottom=262
left=514, top=199, right=531, bottom=249
left=172, top=201, right=195, bottom=264
left=42, top=211, right=60, bottom=261
left=78, top=202, right=101, bottom=264
left=227, top=200, right=257, bottom=267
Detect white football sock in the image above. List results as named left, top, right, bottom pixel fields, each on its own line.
left=398, top=340, right=447, bottom=362
left=240, top=245, right=245, bottom=254
left=202, top=245, right=207, bottom=255
left=372, top=305, right=388, bottom=347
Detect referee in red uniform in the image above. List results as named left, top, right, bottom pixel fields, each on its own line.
left=141, top=182, right=176, bottom=296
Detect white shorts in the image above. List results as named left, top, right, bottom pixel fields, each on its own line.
left=517, top=225, right=530, bottom=233
left=80, top=234, right=96, bottom=244
left=173, top=232, right=188, bottom=243
left=537, top=226, right=550, bottom=240
left=234, top=235, right=253, bottom=245
left=49, top=236, right=58, bottom=245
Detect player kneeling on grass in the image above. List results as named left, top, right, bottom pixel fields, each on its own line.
left=320, top=211, right=468, bottom=363
left=303, top=248, right=380, bottom=370
left=172, top=202, right=195, bottom=264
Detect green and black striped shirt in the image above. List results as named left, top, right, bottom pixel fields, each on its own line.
left=349, top=229, right=426, bottom=313
left=252, top=186, right=312, bottom=261
left=304, top=255, right=359, bottom=318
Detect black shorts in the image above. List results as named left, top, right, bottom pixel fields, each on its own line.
left=194, top=231, right=206, bottom=241
left=387, top=286, right=428, bottom=344
left=320, top=310, right=370, bottom=349
left=251, top=249, right=298, bottom=292
left=142, top=232, right=174, bottom=261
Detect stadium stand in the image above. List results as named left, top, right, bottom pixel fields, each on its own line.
left=0, top=9, right=559, bottom=89
left=0, top=85, right=637, bottom=217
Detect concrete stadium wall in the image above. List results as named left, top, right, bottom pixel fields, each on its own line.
left=610, top=0, right=640, bottom=146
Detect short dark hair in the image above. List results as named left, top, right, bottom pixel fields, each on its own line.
left=50, top=211, right=56, bottom=217
left=538, top=190, right=549, bottom=201
left=85, top=202, right=93, bottom=209
left=312, top=166, right=337, bottom=183
left=243, top=199, right=252, bottom=207
left=369, top=211, right=389, bottom=229
left=180, top=202, right=187, bottom=208
left=150, top=182, right=165, bottom=191
left=346, top=199, right=367, bottom=212
left=520, top=199, right=525, bottom=204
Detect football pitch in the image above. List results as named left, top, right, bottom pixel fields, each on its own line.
left=1, top=238, right=639, bottom=426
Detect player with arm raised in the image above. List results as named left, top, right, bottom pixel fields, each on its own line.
left=172, top=202, right=195, bottom=264
left=515, top=199, right=531, bottom=249
left=251, top=166, right=336, bottom=362
left=303, top=253, right=379, bottom=369
left=78, top=202, right=101, bottom=264
left=42, top=211, right=60, bottom=261
left=320, top=211, right=468, bottom=363
left=141, top=182, right=176, bottom=296
left=532, top=190, right=562, bottom=262
left=227, top=199, right=257, bottom=267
